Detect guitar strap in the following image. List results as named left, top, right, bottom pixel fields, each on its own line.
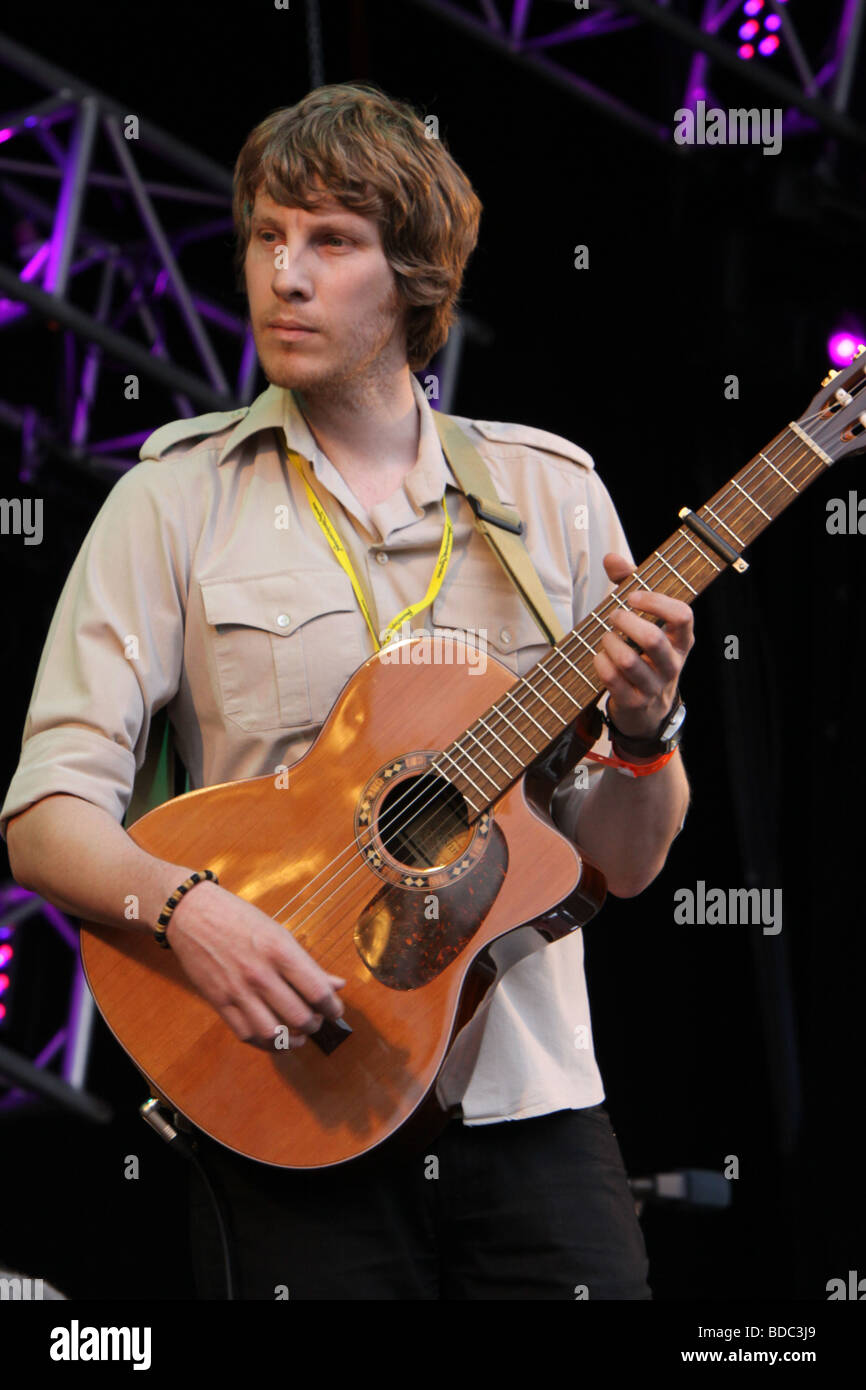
left=125, top=411, right=567, bottom=827
left=433, top=411, right=566, bottom=645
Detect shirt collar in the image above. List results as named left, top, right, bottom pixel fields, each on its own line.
left=216, top=372, right=456, bottom=491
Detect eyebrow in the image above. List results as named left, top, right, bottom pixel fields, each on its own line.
left=251, top=211, right=369, bottom=234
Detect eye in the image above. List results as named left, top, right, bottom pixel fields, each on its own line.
left=323, top=235, right=349, bottom=247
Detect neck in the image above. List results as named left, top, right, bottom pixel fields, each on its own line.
left=295, top=365, right=420, bottom=505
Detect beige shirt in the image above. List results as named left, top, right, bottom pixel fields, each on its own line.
left=0, top=372, right=635, bottom=1124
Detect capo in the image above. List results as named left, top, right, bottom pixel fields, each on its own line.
left=678, top=507, right=749, bottom=573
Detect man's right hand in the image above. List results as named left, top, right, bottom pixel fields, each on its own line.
left=167, top=880, right=346, bottom=1051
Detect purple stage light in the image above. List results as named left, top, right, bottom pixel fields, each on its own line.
left=759, top=35, right=780, bottom=56
left=765, top=14, right=782, bottom=31
left=744, top=0, right=764, bottom=15
left=740, top=20, right=760, bottom=39
left=828, top=332, right=866, bottom=366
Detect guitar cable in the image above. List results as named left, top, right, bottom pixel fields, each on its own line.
left=141, top=1098, right=238, bottom=1300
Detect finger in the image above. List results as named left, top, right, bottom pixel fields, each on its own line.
left=607, top=613, right=681, bottom=685
left=254, top=969, right=329, bottom=1035
left=597, top=634, right=661, bottom=701
left=273, top=938, right=346, bottom=1020
left=222, top=1000, right=306, bottom=1051
left=620, top=587, right=694, bottom=633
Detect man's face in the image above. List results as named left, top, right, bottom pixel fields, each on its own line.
left=244, top=187, right=408, bottom=392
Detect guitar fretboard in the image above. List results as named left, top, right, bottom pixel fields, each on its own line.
left=434, top=419, right=833, bottom=817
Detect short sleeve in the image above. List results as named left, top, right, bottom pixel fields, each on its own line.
left=0, top=460, right=189, bottom=840
left=551, top=465, right=636, bottom=841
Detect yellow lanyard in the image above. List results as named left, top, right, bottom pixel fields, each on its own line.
left=287, top=451, right=453, bottom=651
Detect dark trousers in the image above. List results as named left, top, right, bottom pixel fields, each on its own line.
left=187, top=1103, right=652, bottom=1300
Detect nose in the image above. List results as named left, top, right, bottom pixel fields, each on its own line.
left=270, top=239, right=315, bottom=299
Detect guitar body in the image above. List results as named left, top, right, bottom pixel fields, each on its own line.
left=80, top=636, right=606, bottom=1169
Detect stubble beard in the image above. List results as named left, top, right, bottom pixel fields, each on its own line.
left=258, top=280, right=408, bottom=411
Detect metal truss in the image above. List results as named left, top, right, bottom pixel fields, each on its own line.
left=407, top=0, right=866, bottom=151
left=0, top=31, right=252, bottom=483
left=0, top=885, right=105, bottom=1120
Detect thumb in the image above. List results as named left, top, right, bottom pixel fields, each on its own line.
left=602, top=551, right=635, bottom=584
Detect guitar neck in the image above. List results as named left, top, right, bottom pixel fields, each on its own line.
left=436, top=418, right=833, bottom=818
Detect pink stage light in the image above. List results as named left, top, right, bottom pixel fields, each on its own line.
left=0, top=944, right=12, bottom=966
left=828, top=332, right=866, bottom=367
left=739, top=20, right=760, bottom=39
left=765, top=14, right=782, bottom=31
left=739, top=42, right=756, bottom=59
left=758, top=34, right=780, bottom=55
left=744, top=0, right=764, bottom=15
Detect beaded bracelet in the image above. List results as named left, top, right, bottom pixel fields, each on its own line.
left=154, top=870, right=219, bottom=949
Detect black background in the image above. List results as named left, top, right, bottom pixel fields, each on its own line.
left=0, top=0, right=863, bottom=1303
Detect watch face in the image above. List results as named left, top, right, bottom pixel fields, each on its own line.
left=661, top=702, right=686, bottom=741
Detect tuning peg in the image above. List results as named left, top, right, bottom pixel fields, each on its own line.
left=822, top=369, right=839, bottom=386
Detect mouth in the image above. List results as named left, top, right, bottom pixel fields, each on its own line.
left=267, top=324, right=318, bottom=339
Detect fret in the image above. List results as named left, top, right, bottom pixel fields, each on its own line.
left=730, top=477, right=771, bottom=521
left=679, top=526, right=722, bottom=572
left=501, top=688, right=549, bottom=739
left=540, top=667, right=580, bottom=710
left=555, top=645, right=596, bottom=688
left=760, top=451, right=799, bottom=494
left=461, top=726, right=512, bottom=780
left=435, top=748, right=486, bottom=807
left=451, top=738, right=501, bottom=795
left=475, top=713, right=525, bottom=768
left=654, top=549, right=697, bottom=595
left=569, top=629, right=600, bottom=673
left=525, top=671, right=574, bottom=719
left=703, top=501, right=743, bottom=547
left=488, top=703, right=538, bottom=753
left=436, top=415, right=838, bottom=825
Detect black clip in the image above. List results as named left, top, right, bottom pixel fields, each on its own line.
left=466, top=493, right=524, bottom=536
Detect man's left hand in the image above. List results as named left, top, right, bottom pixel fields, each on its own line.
left=593, top=552, right=695, bottom=739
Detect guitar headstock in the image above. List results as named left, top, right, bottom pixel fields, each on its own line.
left=801, top=346, right=866, bottom=464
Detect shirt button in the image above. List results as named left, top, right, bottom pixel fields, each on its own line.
left=500, top=628, right=512, bottom=645
left=375, top=551, right=389, bottom=565
left=276, top=613, right=291, bottom=628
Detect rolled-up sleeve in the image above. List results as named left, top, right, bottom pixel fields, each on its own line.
left=551, top=463, right=636, bottom=841
left=0, top=460, right=188, bottom=840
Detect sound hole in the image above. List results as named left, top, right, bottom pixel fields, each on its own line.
left=377, top=773, right=471, bottom=870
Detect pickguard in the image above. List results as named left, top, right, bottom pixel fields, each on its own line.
left=354, top=821, right=508, bottom=989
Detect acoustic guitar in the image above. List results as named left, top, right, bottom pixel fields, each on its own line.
left=80, top=354, right=866, bottom=1168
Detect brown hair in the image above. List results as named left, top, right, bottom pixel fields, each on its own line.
left=232, top=82, right=482, bottom=370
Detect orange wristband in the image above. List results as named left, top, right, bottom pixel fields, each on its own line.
left=584, top=747, right=678, bottom=778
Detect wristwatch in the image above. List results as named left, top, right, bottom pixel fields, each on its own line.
left=602, top=689, right=686, bottom=758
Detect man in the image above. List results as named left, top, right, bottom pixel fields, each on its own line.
left=1, top=82, right=693, bottom=1299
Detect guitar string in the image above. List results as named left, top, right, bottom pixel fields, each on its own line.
left=268, top=417, right=840, bottom=948
left=267, top=426, right=829, bottom=946
left=264, top=409, right=843, bottom=943
left=261, top=400, right=856, bottom=943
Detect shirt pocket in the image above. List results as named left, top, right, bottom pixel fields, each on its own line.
left=200, top=569, right=364, bottom=733
left=431, top=579, right=574, bottom=676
